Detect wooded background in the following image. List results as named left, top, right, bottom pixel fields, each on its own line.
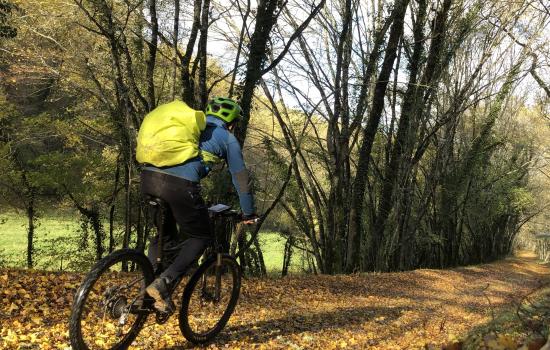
left=0, top=0, right=548, bottom=275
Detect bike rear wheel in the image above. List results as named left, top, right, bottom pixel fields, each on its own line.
left=69, top=249, right=154, bottom=350
left=179, top=254, right=241, bottom=343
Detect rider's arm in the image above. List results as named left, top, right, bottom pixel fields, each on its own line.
left=225, top=134, right=255, bottom=216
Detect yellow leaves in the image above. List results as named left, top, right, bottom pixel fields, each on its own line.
left=1, top=258, right=549, bottom=350
left=448, top=333, right=459, bottom=342
left=6, top=302, right=19, bottom=313
left=18, top=287, right=32, bottom=299
left=442, top=341, right=464, bottom=350
left=14, top=282, right=22, bottom=288
left=65, top=132, right=84, bottom=148
left=484, top=334, right=518, bottom=350
left=12, top=320, right=23, bottom=330
left=63, top=281, right=77, bottom=289
left=4, top=329, right=19, bottom=344
left=3, top=287, right=17, bottom=297
left=39, top=304, right=51, bottom=313
left=101, top=145, right=119, bottom=163
left=15, top=332, right=39, bottom=343
left=164, top=337, right=177, bottom=347
left=364, top=331, right=375, bottom=339
left=0, top=271, right=81, bottom=347
left=495, top=335, right=518, bottom=350
left=517, top=338, right=547, bottom=350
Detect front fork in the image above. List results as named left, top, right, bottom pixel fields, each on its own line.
left=199, top=252, right=223, bottom=302
left=215, top=253, right=222, bottom=301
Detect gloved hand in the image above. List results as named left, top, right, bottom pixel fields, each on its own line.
left=242, top=213, right=260, bottom=225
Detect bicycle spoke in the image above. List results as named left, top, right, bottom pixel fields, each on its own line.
left=71, top=252, right=152, bottom=350
left=82, top=272, right=143, bottom=348
left=188, top=274, right=234, bottom=332
left=182, top=256, right=240, bottom=340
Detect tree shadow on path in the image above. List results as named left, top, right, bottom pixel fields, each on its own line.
left=158, top=251, right=550, bottom=349
left=162, top=305, right=406, bottom=349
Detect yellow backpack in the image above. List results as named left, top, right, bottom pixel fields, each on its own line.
left=136, top=100, right=206, bottom=167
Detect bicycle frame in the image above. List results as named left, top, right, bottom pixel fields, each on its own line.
left=69, top=197, right=243, bottom=349
left=145, top=196, right=240, bottom=303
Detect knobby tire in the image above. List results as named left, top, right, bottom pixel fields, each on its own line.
left=69, top=249, right=154, bottom=350
left=179, top=254, right=241, bottom=344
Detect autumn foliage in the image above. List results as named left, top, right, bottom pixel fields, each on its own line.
left=1, top=251, right=549, bottom=349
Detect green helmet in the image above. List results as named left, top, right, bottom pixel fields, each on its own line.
left=206, top=97, right=241, bottom=123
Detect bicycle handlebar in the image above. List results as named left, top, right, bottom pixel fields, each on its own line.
left=208, top=204, right=260, bottom=222
left=234, top=215, right=266, bottom=260
left=208, top=203, right=266, bottom=259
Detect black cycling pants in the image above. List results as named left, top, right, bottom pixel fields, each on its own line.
left=141, top=170, right=212, bottom=282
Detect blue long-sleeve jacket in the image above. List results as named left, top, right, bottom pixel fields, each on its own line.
left=145, top=116, right=255, bottom=215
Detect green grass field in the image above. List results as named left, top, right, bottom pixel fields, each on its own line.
left=0, top=212, right=305, bottom=274
left=0, top=212, right=82, bottom=269
left=258, top=231, right=307, bottom=274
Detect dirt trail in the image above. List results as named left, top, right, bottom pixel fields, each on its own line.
left=1, top=251, right=549, bottom=349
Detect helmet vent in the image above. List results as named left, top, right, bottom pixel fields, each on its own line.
left=206, top=97, right=240, bottom=122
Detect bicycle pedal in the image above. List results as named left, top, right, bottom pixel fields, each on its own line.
left=155, top=310, right=173, bottom=324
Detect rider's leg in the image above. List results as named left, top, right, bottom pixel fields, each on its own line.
left=141, top=170, right=212, bottom=313
left=161, top=181, right=212, bottom=280
left=159, top=236, right=210, bottom=282
left=147, top=235, right=159, bottom=267
left=146, top=236, right=209, bottom=314
left=147, top=209, right=178, bottom=269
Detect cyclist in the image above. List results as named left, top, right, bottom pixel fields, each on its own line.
left=140, top=97, right=258, bottom=314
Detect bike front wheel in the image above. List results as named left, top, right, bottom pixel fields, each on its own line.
left=69, top=249, right=154, bottom=350
left=179, top=254, right=241, bottom=343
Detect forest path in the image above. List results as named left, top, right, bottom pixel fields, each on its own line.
left=1, top=251, right=549, bottom=349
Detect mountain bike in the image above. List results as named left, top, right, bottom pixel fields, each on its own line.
left=69, top=195, right=254, bottom=349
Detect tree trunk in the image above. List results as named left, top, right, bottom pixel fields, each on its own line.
left=109, top=204, right=115, bottom=253
left=146, top=0, right=158, bottom=110
left=229, top=0, right=251, bottom=97
left=108, top=158, right=120, bottom=253
left=26, top=194, right=35, bottom=269
left=373, top=0, right=427, bottom=271
left=234, top=0, right=281, bottom=145
left=253, top=236, right=267, bottom=276
left=65, top=189, right=105, bottom=262
left=237, top=231, right=248, bottom=273
left=350, top=0, right=410, bottom=271
left=123, top=164, right=131, bottom=252
left=345, top=15, right=393, bottom=273
left=282, top=234, right=294, bottom=277
left=181, top=0, right=202, bottom=105
left=171, top=0, right=180, bottom=100
left=195, top=0, right=210, bottom=109
left=91, top=207, right=104, bottom=261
